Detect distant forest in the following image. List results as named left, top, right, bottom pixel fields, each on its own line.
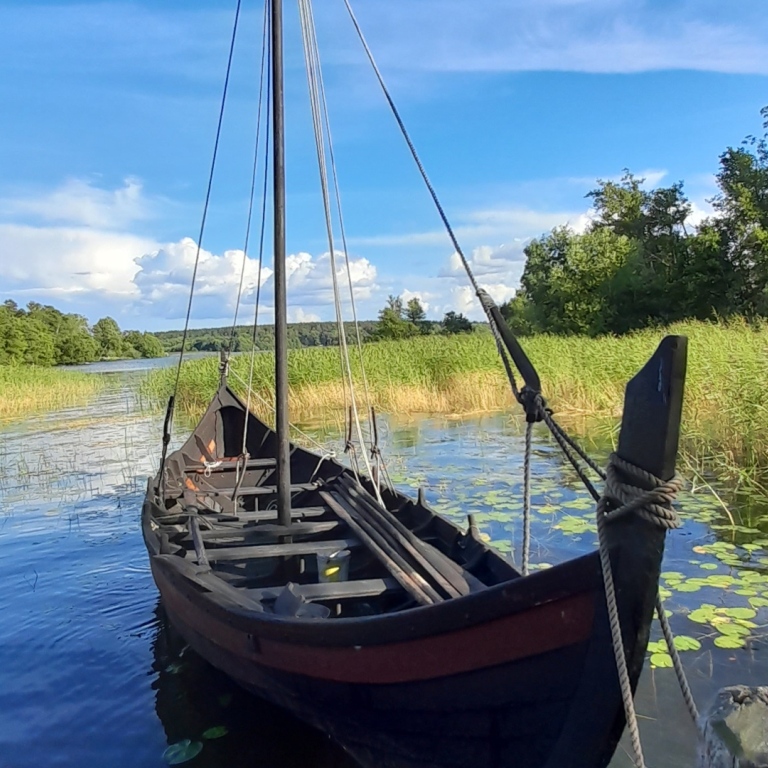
left=157, top=321, right=391, bottom=353
left=0, top=301, right=164, bottom=365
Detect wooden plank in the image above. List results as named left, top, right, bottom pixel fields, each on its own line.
left=203, top=506, right=327, bottom=523
left=338, top=475, right=477, bottom=597
left=205, top=537, right=359, bottom=562
left=198, top=482, right=317, bottom=497
left=321, top=490, right=439, bottom=606
left=248, top=577, right=400, bottom=602
left=196, top=520, right=342, bottom=541
left=186, top=457, right=277, bottom=473
left=188, top=515, right=210, bottom=571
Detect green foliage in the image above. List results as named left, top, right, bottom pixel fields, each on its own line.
left=513, top=108, right=768, bottom=336
left=93, top=317, right=125, bottom=359
left=441, top=311, right=473, bottom=334
left=153, top=320, right=380, bottom=353
left=0, top=300, right=165, bottom=366
left=124, top=330, right=165, bottom=358
left=375, top=295, right=419, bottom=340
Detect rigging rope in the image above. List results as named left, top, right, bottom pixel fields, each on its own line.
left=171, top=0, right=243, bottom=411
left=239, top=0, right=271, bottom=458
left=344, top=4, right=700, bottom=760
left=229, top=0, right=270, bottom=359
left=298, top=0, right=382, bottom=501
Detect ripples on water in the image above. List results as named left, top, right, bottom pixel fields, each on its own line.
left=0, top=373, right=766, bottom=767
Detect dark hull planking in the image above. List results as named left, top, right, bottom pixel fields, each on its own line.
left=144, top=503, right=663, bottom=768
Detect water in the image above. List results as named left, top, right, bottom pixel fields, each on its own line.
left=0, top=371, right=766, bottom=768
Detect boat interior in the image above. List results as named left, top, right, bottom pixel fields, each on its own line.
left=146, top=386, right=520, bottom=620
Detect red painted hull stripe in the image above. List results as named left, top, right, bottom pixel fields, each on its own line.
left=156, top=569, right=595, bottom=684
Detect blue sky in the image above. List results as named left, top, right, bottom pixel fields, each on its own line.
left=1, top=0, right=767, bottom=331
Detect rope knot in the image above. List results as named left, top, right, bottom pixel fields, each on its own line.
left=517, top=386, right=547, bottom=424
left=597, top=452, right=684, bottom=530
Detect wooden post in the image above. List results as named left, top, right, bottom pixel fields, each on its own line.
left=697, top=686, right=768, bottom=767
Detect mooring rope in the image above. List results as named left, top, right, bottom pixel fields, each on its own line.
left=655, top=595, right=700, bottom=724
left=343, top=5, right=700, bottom=756
left=597, top=454, right=684, bottom=768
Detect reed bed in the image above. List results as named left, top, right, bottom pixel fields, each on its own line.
left=142, top=319, right=768, bottom=482
left=0, top=366, right=105, bottom=421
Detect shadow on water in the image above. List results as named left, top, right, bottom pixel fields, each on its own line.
left=151, top=601, right=357, bottom=768
left=0, top=373, right=766, bottom=768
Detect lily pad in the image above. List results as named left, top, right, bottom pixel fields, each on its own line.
left=713, top=635, right=746, bottom=649
left=721, top=607, right=757, bottom=620
left=163, top=740, right=203, bottom=765
left=650, top=652, right=673, bottom=668
left=202, top=726, right=228, bottom=740
left=673, top=635, right=702, bottom=652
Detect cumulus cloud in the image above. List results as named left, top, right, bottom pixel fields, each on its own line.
left=131, top=244, right=378, bottom=322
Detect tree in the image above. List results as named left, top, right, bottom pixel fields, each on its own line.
left=93, top=317, right=125, bottom=359
left=124, top=330, right=165, bottom=359
left=375, top=295, right=418, bottom=340
left=441, top=311, right=472, bottom=334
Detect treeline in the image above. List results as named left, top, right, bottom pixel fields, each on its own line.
left=0, top=301, right=165, bottom=365
left=501, top=107, right=768, bottom=336
left=154, top=321, right=380, bottom=353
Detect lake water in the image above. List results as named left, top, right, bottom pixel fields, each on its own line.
left=1, top=363, right=766, bottom=768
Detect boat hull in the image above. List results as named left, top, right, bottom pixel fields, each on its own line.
left=147, top=537, right=657, bottom=768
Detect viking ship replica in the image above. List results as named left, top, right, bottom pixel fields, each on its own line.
left=143, top=2, right=688, bottom=766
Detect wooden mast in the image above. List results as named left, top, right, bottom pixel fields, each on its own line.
left=271, top=0, right=291, bottom=528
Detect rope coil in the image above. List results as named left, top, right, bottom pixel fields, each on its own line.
left=598, top=454, right=684, bottom=530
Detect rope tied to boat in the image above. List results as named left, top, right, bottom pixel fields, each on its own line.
left=595, top=454, right=688, bottom=768
left=598, top=454, right=684, bottom=530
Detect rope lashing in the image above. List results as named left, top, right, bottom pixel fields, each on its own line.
left=597, top=453, right=684, bottom=530
left=596, top=454, right=685, bottom=768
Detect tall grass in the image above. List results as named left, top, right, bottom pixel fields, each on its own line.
left=142, top=319, right=768, bottom=482
left=0, top=366, right=105, bottom=421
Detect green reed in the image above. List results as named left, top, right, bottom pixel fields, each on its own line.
left=141, top=319, right=768, bottom=484
left=0, top=366, right=105, bottom=421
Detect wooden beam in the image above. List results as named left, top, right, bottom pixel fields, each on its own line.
left=204, top=537, right=360, bottom=562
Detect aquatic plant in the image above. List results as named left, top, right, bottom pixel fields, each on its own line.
left=141, top=318, right=768, bottom=484
left=0, top=365, right=105, bottom=421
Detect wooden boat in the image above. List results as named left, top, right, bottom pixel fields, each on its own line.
left=142, top=3, right=688, bottom=766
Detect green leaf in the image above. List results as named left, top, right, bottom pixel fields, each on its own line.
left=650, top=652, right=673, bottom=668
left=713, top=635, right=746, bottom=649
left=687, top=606, right=716, bottom=624
left=673, top=635, right=702, bottom=652
left=699, top=563, right=718, bottom=571
left=717, top=622, right=751, bottom=637
left=202, top=726, right=228, bottom=740
left=721, top=607, right=757, bottom=620
left=163, top=740, right=203, bottom=765
left=748, top=597, right=768, bottom=609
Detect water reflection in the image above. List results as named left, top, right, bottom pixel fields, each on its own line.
left=151, top=602, right=357, bottom=768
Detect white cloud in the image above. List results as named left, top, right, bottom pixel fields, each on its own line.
left=0, top=222, right=153, bottom=299
left=401, top=289, right=430, bottom=313
left=0, top=178, right=153, bottom=229
left=131, top=245, right=378, bottom=322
